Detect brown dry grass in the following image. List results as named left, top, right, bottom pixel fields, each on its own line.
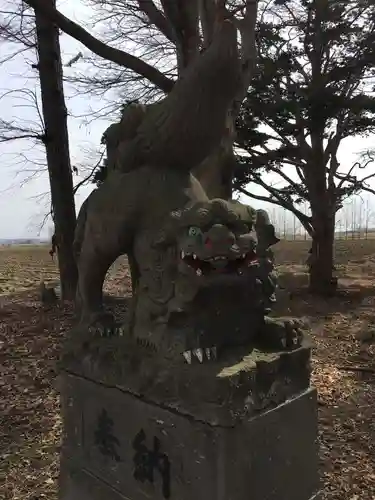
left=1, top=241, right=375, bottom=499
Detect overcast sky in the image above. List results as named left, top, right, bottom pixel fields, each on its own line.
left=0, top=0, right=374, bottom=239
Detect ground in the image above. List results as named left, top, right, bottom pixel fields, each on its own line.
left=1, top=240, right=375, bottom=500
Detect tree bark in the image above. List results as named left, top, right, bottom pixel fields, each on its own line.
left=199, top=0, right=217, bottom=49
left=194, top=0, right=259, bottom=200
left=304, top=119, right=338, bottom=296
left=193, top=111, right=236, bottom=198
left=193, top=145, right=235, bottom=199
left=309, top=209, right=336, bottom=296
left=34, top=0, right=77, bottom=300
left=137, top=0, right=176, bottom=44
left=161, top=0, right=200, bottom=71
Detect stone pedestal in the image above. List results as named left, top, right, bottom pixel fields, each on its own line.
left=59, top=337, right=320, bottom=500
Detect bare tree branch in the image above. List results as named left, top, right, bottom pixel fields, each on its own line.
left=22, top=0, right=175, bottom=92
left=0, top=88, right=45, bottom=143
left=137, top=0, right=176, bottom=43
left=73, top=150, right=105, bottom=194
left=237, top=185, right=313, bottom=233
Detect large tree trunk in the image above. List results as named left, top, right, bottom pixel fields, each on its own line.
left=309, top=208, right=336, bottom=296
left=195, top=0, right=259, bottom=200
left=161, top=0, right=200, bottom=72
left=193, top=146, right=235, bottom=199
left=193, top=112, right=236, bottom=198
left=305, top=130, right=338, bottom=296
left=34, top=0, right=77, bottom=300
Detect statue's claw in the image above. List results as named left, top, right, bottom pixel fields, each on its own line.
left=261, top=317, right=307, bottom=351
left=193, top=348, right=204, bottom=363
left=183, top=350, right=192, bottom=364
left=136, top=337, right=157, bottom=352
left=83, top=311, right=126, bottom=339
left=89, top=325, right=124, bottom=338
left=182, top=346, right=217, bottom=364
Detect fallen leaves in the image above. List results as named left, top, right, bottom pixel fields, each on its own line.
left=1, top=243, right=375, bottom=499
left=274, top=240, right=375, bottom=500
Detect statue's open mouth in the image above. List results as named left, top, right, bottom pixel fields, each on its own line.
left=180, top=250, right=257, bottom=275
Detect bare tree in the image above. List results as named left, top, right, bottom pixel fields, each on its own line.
left=235, top=0, right=375, bottom=295
left=32, top=0, right=77, bottom=299
left=22, top=0, right=260, bottom=198
left=1, top=1, right=78, bottom=298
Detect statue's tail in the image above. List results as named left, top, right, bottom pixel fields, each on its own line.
left=117, top=20, right=241, bottom=173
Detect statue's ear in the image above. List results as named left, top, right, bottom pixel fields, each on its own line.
left=265, top=224, right=280, bottom=246
left=257, top=224, right=280, bottom=248
left=255, top=209, right=271, bottom=227
left=153, top=210, right=184, bottom=248
left=153, top=229, right=171, bottom=248
left=153, top=210, right=184, bottom=247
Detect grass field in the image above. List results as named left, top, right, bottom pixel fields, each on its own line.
left=1, top=240, right=375, bottom=499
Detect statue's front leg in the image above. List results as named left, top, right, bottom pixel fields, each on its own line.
left=76, top=239, right=122, bottom=337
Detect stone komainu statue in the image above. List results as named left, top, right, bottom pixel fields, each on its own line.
left=61, top=22, right=318, bottom=500
left=72, top=20, right=306, bottom=361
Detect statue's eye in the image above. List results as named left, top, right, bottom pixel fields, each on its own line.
left=188, top=226, right=201, bottom=237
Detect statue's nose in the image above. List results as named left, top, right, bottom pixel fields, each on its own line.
left=204, top=224, right=235, bottom=250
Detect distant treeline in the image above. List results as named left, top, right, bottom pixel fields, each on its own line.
left=0, top=239, right=48, bottom=246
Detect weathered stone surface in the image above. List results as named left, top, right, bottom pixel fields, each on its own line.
left=61, top=334, right=313, bottom=424
left=59, top=339, right=320, bottom=500
left=59, top=374, right=319, bottom=500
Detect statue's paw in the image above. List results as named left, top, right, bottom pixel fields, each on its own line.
left=86, top=312, right=125, bottom=338
left=135, top=337, right=158, bottom=352
left=263, top=316, right=308, bottom=350
left=279, top=318, right=305, bottom=349
left=182, top=346, right=218, bottom=364
left=133, top=323, right=169, bottom=352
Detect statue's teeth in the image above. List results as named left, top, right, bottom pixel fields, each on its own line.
left=211, top=346, right=217, bottom=359
left=196, top=269, right=202, bottom=276
left=193, top=254, right=197, bottom=259
left=181, top=251, right=185, bottom=259
left=205, top=348, right=211, bottom=360
left=183, top=351, right=192, bottom=364
left=194, top=348, right=204, bottom=363
left=242, top=253, right=246, bottom=258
